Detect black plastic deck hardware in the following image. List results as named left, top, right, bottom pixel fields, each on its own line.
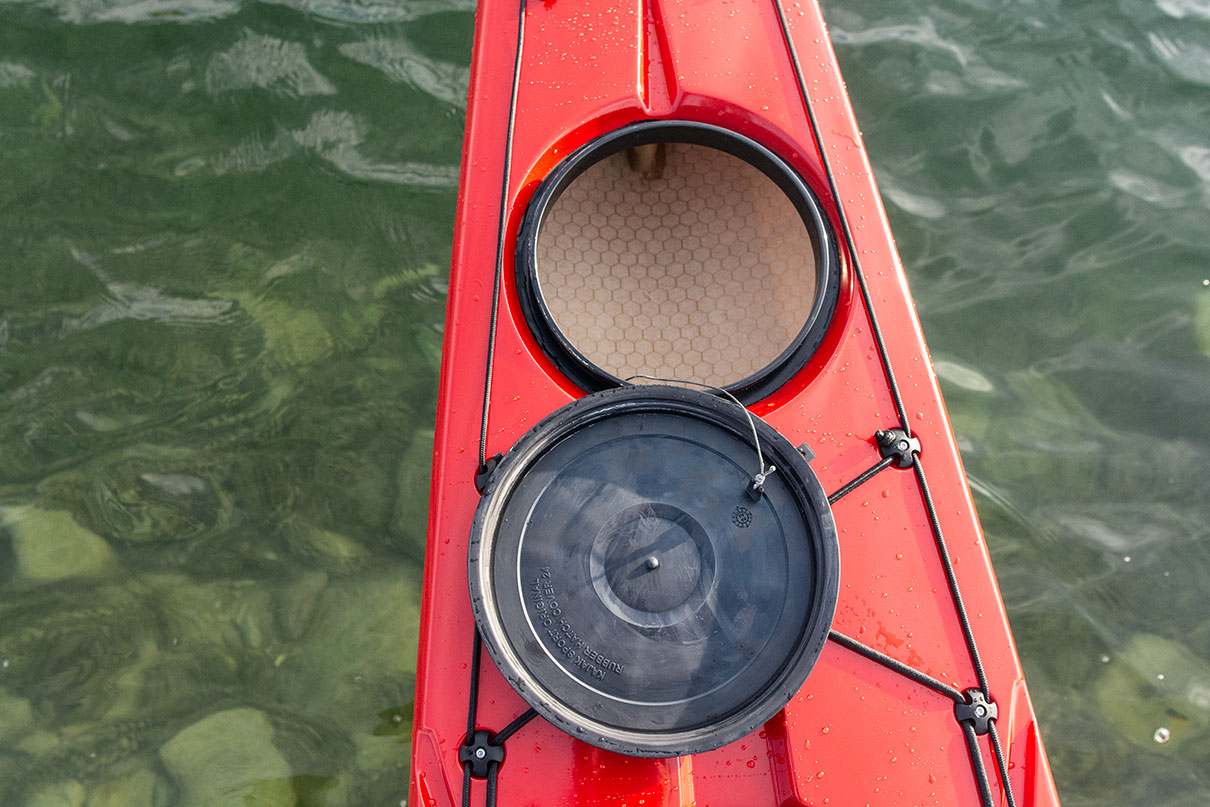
left=459, top=730, right=506, bottom=779
left=475, top=453, right=503, bottom=494
left=875, top=428, right=921, bottom=469
left=954, top=689, right=998, bottom=736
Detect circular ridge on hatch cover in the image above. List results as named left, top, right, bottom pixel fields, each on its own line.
left=468, top=385, right=839, bottom=757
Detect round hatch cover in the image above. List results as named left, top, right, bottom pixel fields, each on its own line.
left=469, top=385, right=839, bottom=757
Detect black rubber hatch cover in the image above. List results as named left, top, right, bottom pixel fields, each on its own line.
left=468, top=385, right=839, bottom=757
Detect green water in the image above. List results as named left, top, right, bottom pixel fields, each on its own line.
left=0, top=0, right=1207, bottom=805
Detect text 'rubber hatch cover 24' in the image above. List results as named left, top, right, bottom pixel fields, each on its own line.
left=468, top=385, right=839, bottom=757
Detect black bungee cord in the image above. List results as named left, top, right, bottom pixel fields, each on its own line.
left=477, top=0, right=528, bottom=478
left=461, top=0, right=1021, bottom=803
left=771, top=1, right=1018, bottom=804
left=464, top=1, right=534, bottom=806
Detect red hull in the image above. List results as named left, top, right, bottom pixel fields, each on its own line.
left=411, top=0, right=1061, bottom=805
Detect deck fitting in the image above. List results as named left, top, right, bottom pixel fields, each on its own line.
left=459, top=729, right=505, bottom=778
left=954, top=689, right=998, bottom=736
left=875, top=428, right=921, bottom=469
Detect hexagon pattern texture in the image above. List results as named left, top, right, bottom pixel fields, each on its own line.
left=535, top=142, right=819, bottom=388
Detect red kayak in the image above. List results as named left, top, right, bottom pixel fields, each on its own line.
left=410, top=0, right=1061, bottom=805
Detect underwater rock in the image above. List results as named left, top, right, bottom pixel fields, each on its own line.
left=305, top=572, right=420, bottom=676
left=96, top=639, right=167, bottom=721
left=234, top=294, right=333, bottom=369
left=42, top=445, right=235, bottom=545
left=287, top=522, right=369, bottom=573
left=148, top=573, right=278, bottom=654
left=277, top=571, right=329, bottom=641
left=0, top=689, right=34, bottom=743
left=949, top=369, right=1209, bottom=505
left=26, top=780, right=85, bottom=807
left=1, top=506, right=117, bottom=582
left=132, top=574, right=289, bottom=718
left=85, top=768, right=156, bottom=807
left=243, top=776, right=344, bottom=807
left=17, top=728, right=60, bottom=756
left=297, top=775, right=347, bottom=807
left=372, top=703, right=412, bottom=739
left=1093, top=633, right=1210, bottom=757
left=0, top=579, right=161, bottom=727
left=277, top=571, right=419, bottom=723
left=348, top=730, right=408, bottom=806
left=159, top=708, right=293, bottom=807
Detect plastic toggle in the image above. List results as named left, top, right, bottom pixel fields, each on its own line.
left=459, top=730, right=505, bottom=778
left=875, top=428, right=921, bottom=469
left=954, top=689, right=998, bottom=736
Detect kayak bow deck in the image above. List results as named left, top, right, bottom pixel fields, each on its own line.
left=410, top=1, right=1061, bottom=805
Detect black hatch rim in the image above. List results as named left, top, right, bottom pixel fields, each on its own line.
left=515, top=120, right=841, bottom=404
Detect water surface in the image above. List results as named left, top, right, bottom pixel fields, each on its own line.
left=825, top=1, right=1210, bottom=804
left=1, top=0, right=1208, bottom=804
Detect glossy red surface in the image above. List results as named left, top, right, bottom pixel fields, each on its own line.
left=410, top=0, right=1061, bottom=805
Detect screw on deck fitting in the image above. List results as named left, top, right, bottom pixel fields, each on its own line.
left=874, top=428, right=921, bottom=469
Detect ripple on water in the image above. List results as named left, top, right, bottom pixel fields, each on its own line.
left=1157, top=0, right=1210, bottom=21
left=0, top=0, right=1207, bottom=804
left=1148, top=32, right=1210, bottom=86
left=32, top=0, right=240, bottom=24
left=339, top=35, right=469, bottom=108
left=1108, top=169, right=1190, bottom=208
left=204, top=30, right=335, bottom=97
left=0, top=62, right=36, bottom=88
left=262, top=0, right=474, bottom=24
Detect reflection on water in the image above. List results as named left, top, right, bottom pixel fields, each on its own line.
left=0, top=0, right=455, bottom=802
left=0, top=0, right=1207, bottom=804
left=825, top=1, right=1210, bottom=804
